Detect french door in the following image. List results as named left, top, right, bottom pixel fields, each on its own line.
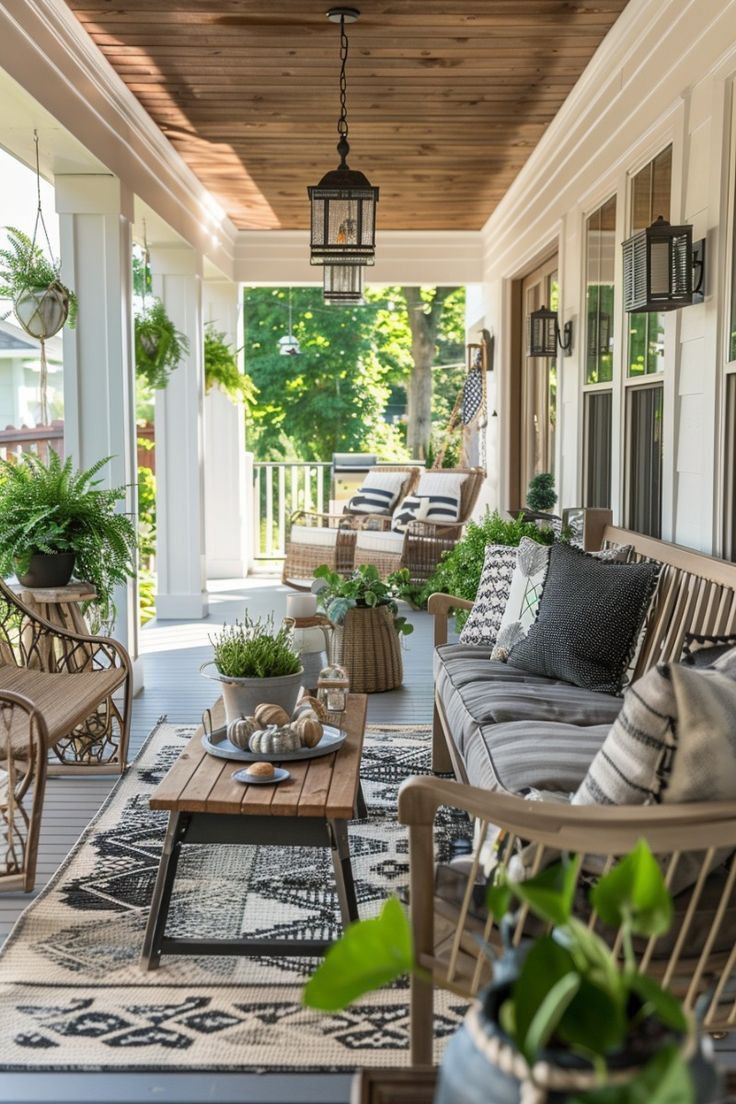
left=520, top=256, right=559, bottom=497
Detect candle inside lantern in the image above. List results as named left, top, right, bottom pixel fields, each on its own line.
left=286, top=592, right=318, bottom=620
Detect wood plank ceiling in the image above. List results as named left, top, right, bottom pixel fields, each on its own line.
left=64, top=1, right=631, bottom=231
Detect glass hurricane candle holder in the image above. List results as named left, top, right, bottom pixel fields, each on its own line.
left=317, top=663, right=350, bottom=724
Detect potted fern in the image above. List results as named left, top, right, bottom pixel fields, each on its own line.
left=0, top=226, right=78, bottom=424
left=135, top=299, right=189, bottom=391
left=0, top=451, right=137, bottom=624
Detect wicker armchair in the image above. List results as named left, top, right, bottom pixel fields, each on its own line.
left=281, top=465, right=420, bottom=589
left=353, top=467, right=485, bottom=585
left=398, top=777, right=736, bottom=1064
left=0, top=577, right=132, bottom=776
left=0, top=689, right=48, bottom=891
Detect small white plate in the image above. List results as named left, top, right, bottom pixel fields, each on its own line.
left=232, top=766, right=290, bottom=786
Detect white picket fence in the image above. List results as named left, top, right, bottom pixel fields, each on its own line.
left=251, top=461, right=332, bottom=566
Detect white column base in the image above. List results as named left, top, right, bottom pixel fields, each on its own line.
left=156, top=592, right=210, bottom=620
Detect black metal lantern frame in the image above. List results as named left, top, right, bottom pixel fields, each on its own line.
left=308, top=8, right=379, bottom=267
left=528, top=305, right=573, bottom=358
left=622, top=215, right=706, bottom=313
left=323, top=263, right=364, bottom=305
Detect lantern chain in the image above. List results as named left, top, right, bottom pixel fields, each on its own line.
left=336, top=15, right=350, bottom=160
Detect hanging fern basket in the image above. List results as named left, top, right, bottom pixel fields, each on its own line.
left=13, top=280, right=69, bottom=341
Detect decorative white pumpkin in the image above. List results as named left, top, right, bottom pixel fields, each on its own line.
left=248, top=725, right=301, bottom=755
left=226, top=716, right=261, bottom=751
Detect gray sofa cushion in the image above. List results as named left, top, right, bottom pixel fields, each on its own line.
left=436, top=642, right=621, bottom=793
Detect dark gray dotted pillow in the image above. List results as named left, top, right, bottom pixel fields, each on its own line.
left=508, top=542, right=660, bottom=695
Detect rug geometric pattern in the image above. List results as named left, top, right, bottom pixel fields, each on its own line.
left=0, top=722, right=469, bottom=1070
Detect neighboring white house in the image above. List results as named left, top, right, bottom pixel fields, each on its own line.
left=0, top=318, right=62, bottom=427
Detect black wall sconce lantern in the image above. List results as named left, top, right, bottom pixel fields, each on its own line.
left=528, top=306, right=573, bottom=358
left=622, top=215, right=705, bottom=313
left=323, top=263, right=364, bottom=305
left=308, top=8, right=378, bottom=269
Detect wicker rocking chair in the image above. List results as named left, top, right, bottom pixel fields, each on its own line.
left=281, top=465, right=420, bottom=590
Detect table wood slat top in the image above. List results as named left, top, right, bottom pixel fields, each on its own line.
left=150, top=693, right=367, bottom=819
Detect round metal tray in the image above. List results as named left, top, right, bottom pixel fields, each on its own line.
left=201, top=717, right=346, bottom=763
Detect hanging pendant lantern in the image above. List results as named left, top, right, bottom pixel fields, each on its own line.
left=277, top=288, right=301, bottom=355
left=323, top=263, right=364, bottom=305
left=308, top=8, right=378, bottom=267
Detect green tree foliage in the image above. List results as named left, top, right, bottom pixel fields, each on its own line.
left=243, top=286, right=466, bottom=462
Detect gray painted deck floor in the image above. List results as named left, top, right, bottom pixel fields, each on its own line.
left=0, top=577, right=436, bottom=1104
left=2, top=578, right=734, bottom=1101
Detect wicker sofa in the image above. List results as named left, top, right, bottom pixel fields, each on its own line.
left=400, top=525, right=736, bottom=1061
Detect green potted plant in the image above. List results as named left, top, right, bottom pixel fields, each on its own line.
left=202, top=612, right=303, bottom=724
left=313, top=564, right=413, bottom=694
left=304, top=841, right=720, bottom=1103
left=204, top=323, right=257, bottom=408
left=0, top=450, right=137, bottom=625
left=0, top=227, right=78, bottom=424
left=421, top=510, right=554, bottom=630
left=134, top=299, right=189, bottom=391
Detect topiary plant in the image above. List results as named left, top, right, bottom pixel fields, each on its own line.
left=420, top=510, right=554, bottom=628
left=527, top=471, right=558, bottom=512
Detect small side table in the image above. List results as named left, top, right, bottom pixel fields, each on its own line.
left=18, top=581, right=96, bottom=637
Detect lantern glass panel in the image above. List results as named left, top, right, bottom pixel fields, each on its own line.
left=649, top=238, right=671, bottom=298
left=323, top=264, right=364, bottom=304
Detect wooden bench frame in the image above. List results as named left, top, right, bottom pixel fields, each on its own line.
left=401, top=525, right=736, bottom=1062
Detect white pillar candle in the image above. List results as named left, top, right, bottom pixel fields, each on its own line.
left=286, top=592, right=318, bottom=620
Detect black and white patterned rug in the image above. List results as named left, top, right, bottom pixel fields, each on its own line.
left=0, top=722, right=469, bottom=1071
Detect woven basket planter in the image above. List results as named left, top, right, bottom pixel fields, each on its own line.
left=330, top=604, right=403, bottom=694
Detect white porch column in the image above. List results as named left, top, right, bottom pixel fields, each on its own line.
left=150, top=245, right=208, bottom=619
left=55, top=174, right=140, bottom=674
left=203, top=279, right=248, bottom=579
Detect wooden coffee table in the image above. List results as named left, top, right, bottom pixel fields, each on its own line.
left=141, top=693, right=367, bottom=970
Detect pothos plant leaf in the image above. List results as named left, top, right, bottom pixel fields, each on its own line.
left=590, top=839, right=672, bottom=937
left=510, top=854, right=582, bottom=927
left=303, top=898, right=413, bottom=1012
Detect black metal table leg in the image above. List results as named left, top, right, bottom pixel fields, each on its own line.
left=355, top=782, right=368, bottom=820
left=329, top=818, right=360, bottom=927
left=141, top=811, right=189, bottom=970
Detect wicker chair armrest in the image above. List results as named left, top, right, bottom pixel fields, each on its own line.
left=426, top=592, right=474, bottom=646
left=352, top=514, right=394, bottom=531
left=0, top=688, right=50, bottom=762
left=405, top=520, right=463, bottom=541
left=289, top=510, right=360, bottom=530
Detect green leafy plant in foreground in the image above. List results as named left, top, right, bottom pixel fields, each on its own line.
left=304, top=841, right=693, bottom=1104
left=0, top=450, right=136, bottom=626
left=210, top=612, right=301, bottom=679
left=313, top=563, right=414, bottom=636
left=420, top=510, right=555, bottom=628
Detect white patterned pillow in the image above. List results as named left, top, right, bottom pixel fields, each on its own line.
left=459, top=544, right=518, bottom=647
left=414, top=470, right=467, bottom=524
left=346, top=470, right=406, bottom=516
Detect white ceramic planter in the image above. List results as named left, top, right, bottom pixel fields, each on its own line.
left=201, top=663, right=304, bottom=724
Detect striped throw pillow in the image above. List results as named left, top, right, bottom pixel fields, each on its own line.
left=346, top=471, right=406, bottom=516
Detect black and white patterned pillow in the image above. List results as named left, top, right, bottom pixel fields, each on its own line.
left=459, top=544, right=519, bottom=647
left=509, top=542, right=660, bottom=695
left=391, top=495, right=425, bottom=533
left=346, top=471, right=406, bottom=516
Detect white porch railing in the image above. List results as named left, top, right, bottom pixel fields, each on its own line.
left=251, top=461, right=332, bottom=566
